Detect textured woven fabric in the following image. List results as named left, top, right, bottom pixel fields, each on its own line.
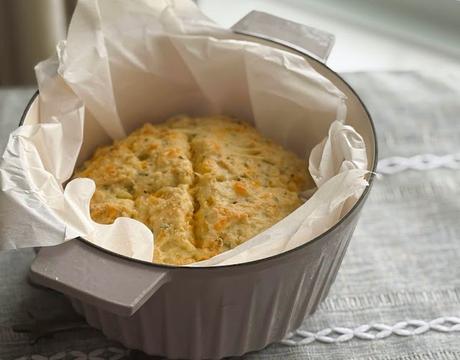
left=0, top=71, right=459, bottom=359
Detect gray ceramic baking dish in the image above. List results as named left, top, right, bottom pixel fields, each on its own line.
left=27, top=11, right=378, bottom=360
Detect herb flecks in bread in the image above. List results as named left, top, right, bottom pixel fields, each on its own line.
left=74, top=115, right=314, bottom=265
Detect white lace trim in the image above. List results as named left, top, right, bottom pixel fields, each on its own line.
left=11, top=317, right=460, bottom=357
left=281, top=317, right=460, bottom=346
left=377, top=153, right=460, bottom=175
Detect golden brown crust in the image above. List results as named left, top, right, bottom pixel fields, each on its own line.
left=193, top=177, right=302, bottom=252
left=73, top=115, right=314, bottom=265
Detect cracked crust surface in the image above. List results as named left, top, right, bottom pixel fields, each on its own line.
left=74, top=115, right=314, bottom=265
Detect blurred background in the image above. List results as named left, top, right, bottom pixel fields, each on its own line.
left=0, top=0, right=459, bottom=86
left=0, top=0, right=76, bottom=86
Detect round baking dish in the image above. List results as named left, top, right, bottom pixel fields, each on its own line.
left=27, top=12, right=378, bottom=360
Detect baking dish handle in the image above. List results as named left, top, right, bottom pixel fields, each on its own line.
left=29, top=239, right=170, bottom=317
left=231, top=10, right=335, bottom=63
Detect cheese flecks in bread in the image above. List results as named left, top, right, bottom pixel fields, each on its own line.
left=74, top=115, right=314, bottom=265
left=193, top=177, right=302, bottom=252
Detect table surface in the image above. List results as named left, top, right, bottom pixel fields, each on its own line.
left=1, top=71, right=459, bottom=359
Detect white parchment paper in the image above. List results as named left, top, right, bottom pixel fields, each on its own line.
left=0, top=0, right=369, bottom=265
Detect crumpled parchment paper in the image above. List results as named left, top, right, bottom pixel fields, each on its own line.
left=0, top=0, right=368, bottom=265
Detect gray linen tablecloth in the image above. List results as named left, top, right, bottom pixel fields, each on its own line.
left=0, top=71, right=459, bottom=359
